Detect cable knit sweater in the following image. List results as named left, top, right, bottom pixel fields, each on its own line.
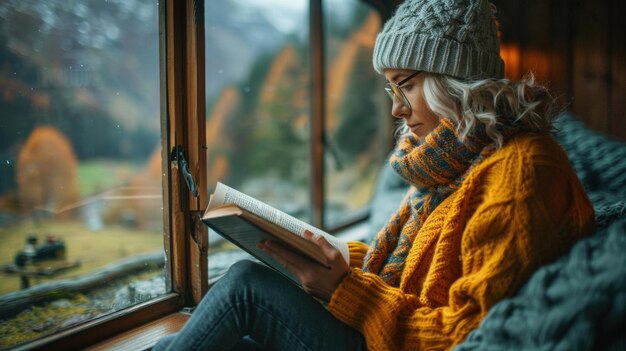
left=328, top=133, right=595, bottom=351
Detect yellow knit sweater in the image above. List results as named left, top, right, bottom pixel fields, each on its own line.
left=328, top=133, right=595, bottom=351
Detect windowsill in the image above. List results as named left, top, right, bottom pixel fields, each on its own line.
left=83, top=312, right=189, bottom=351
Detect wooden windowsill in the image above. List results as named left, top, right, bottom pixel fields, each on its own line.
left=84, top=312, right=190, bottom=351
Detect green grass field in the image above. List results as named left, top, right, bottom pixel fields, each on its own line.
left=76, top=160, right=141, bottom=196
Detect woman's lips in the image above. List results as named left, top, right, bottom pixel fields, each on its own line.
left=408, top=123, right=422, bottom=134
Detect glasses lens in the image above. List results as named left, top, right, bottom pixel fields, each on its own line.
left=384, top=86, right=394, bottom=101
left=385, top=83, right=410, bottom=108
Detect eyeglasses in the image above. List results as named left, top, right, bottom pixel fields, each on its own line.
left=384, top=71, right=422, bottom=109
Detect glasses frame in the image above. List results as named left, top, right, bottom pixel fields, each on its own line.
left=384, top=70, right=422, bottom=110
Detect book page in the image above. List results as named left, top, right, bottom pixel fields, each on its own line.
left=210, top=182, right=349, bottom=264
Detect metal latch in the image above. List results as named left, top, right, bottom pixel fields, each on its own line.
left=171, top=145, right=198, bottom=197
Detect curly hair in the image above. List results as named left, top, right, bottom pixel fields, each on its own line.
left=397, top=73, right=560, bottom=148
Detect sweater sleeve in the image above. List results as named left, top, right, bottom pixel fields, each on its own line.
left=328, top=155, right=594, bottom=351
left=347, top=241, right=370, bottom=268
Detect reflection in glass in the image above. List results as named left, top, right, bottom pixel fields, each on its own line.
left=324, top=1, right=389, bottom=225
left=0, top=0, right=164, bottom=347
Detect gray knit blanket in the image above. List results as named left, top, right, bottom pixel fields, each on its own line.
left=454, top=113, right=626, bottom=350
left=455, top=218, right=626, bottom=351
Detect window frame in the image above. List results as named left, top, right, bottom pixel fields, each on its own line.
left=16, top=0, right=399, bottom=349
left=310, top=0, right=326, bottom=229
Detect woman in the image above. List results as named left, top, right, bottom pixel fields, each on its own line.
left=154, top=0, right=595, bottom=350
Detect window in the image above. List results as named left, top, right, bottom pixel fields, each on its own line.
left=323, top=0, right=389, bottom=225
left=0, top=0, right=392, bottom=348
left=205, top=0, right=312, bottom=278
left=204, top=0, right=388, bottom=279
left=0, top=0, right=166, bottom=348
left=205, top=0, right=311, bottom=221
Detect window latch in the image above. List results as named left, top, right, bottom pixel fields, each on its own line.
left=171, top=145, right=198, bottom=198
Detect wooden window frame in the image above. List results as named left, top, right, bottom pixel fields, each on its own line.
left=18, top=0, right=207, bottom=349
left=310, top=0, right=326, bottom=229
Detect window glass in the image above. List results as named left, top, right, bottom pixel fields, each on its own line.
left=0, top=0, right=164, bottom=347
left=205, top=0, right=310, bottom=277
left=323, top=1, right=389, bottom=225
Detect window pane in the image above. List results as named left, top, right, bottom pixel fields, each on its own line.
left=0, top=0, right=164, bottom=347
left=205, top=0, right=310, bottom=278
left=323, top=1, right=389, bottom=225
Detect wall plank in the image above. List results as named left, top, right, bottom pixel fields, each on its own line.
left=610, top=0, right=626, bottom=138
left=521, top=0, right=551, bottom=82
left=546, top=0, right=572, bottom=102
left=572, top=0, right=611, bottom=134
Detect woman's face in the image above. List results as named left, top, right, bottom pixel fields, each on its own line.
left=384, top=69, right=439, bottom=138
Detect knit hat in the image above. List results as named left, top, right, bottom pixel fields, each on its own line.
left=373, top=0, right=504, bottom=80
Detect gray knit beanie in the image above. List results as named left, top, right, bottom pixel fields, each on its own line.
left=373, top=0, right=504, bottom=80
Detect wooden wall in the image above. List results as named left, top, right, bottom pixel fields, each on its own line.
left=493, top=0, right=626, bottom=141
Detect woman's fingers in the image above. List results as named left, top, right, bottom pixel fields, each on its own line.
left=304, top=230, right=344, bottom=264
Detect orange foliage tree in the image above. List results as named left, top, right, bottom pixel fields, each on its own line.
left=206, top=86, right=240, bottom=189
left=16, top=126, right=79, bottom=217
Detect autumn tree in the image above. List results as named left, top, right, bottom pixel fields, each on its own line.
left=16, top=126, right=79, bottom=217
left=246, top=44, right=309, bottom=182
left=206, top=86, right=240, bottom=191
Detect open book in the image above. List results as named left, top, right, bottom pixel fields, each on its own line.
left=203, top=182, right=349, bottom=284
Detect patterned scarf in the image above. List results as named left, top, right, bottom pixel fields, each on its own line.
left=362, top=118, right=504, bottom=286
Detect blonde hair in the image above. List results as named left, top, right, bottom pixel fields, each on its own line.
left=398, top=73, right=559, bottom=148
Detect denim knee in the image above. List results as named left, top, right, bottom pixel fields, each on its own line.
left=215, top=260, right=272, bottom=294
left=228, top=260, right=264, bottom=279
left=225, top=260, right=269, bottom=285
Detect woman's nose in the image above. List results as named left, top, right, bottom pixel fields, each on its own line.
left=391, top=97, right=408, bottom=119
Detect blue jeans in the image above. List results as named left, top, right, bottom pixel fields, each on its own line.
left=153, top=260, right=366, bottom=351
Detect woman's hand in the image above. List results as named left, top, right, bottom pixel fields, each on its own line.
left=257, top=230, right=349, bottom=302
